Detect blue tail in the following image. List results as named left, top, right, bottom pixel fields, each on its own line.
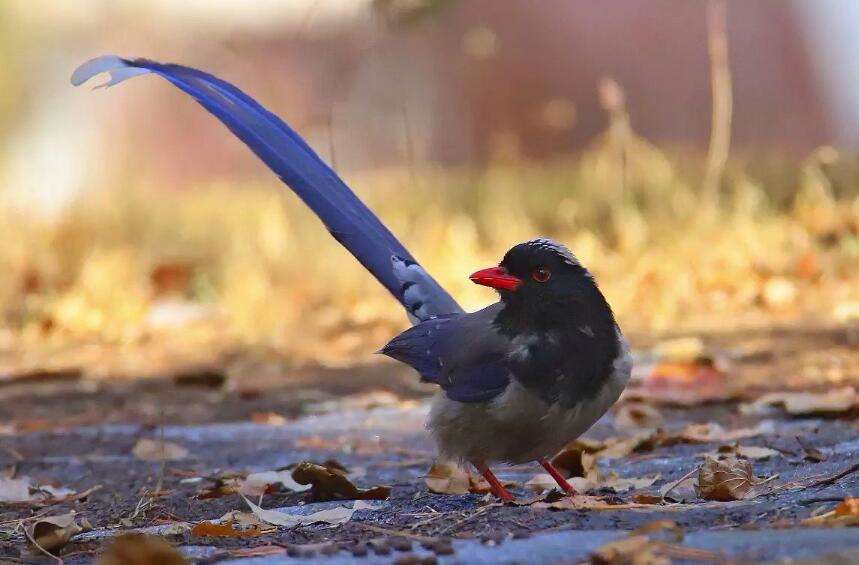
left=71, top=56, right=462, bottom=322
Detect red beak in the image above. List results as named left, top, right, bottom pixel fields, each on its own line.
left=469, top=266, right=522, bottom=291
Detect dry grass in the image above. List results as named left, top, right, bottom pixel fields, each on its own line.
left=0, top=133, right=857, bottom=374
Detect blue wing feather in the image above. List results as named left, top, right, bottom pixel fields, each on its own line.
left=71, top=56, right=462, bottom=322
left=380, top=306, right=511, bottom=403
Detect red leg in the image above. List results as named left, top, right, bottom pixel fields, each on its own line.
left=539, top=458, right=577, bottom=495
left=472, top=461, right=514, bottom=502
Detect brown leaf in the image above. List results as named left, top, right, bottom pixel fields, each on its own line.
left=551, top=442, right=599, bottom=478
left=250, top=412, right=288, bottom=426
left=590, top=535, right=667, bottom=565
left=27, top=513, right=85, bottom=553
left=696, top=456, right=756, bottom=501
left=614, top=402, right=663, bottom=430
left=534, top=494, right=652, bottom=511
left=291, top=461, right=389, bottom=501
left=703, top=444, right=780, bottom=461
left=132, top=439, right=189, bottom=462
left=96, top=534, right=188, bottom=565
left=631, top=493, right=664, bottom=505
left=678, top=422, right=762, bottom=444
left=801, top=497, right=859, bottom=527
left=191, top=521, right=262, bottom=538
left=424, top=462, right=475, bottom=495
left=744, top=387, right=857, bottom=416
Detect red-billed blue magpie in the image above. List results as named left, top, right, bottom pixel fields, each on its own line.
left=72, top=57, right=631, bottom=501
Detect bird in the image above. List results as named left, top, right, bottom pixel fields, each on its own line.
left=71, top=56, right=632, bottom=501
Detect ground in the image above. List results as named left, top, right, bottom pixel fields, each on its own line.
left=0, top=325, right=857, bottom=564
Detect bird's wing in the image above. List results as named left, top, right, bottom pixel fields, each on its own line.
left=380, top=305, right=511, bottom=402
left=71, top=56, right=462, bottom=323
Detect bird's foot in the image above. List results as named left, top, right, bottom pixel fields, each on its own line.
left=539, top=457, right=578, bottom=496
left=473, top=461, right=515, bottom=502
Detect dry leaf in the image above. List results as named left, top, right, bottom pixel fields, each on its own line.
left=551, top=443, right=599, bottom=477
left=590, top=534, right=667, bottom=565
left=132, top=439, right=189, bottom=462
left=27, top=513, right=84, bottom=553
left=696, top=456, right=757, bottom=501
left=702, top=444, right=780, bottom=461
left=743, top=387, right=857, bottom=416
left=424, top=462, right=481, bottom=495
left=191, top=521, right=262, bottom=538
left=534, top=494, right=651, bottom=511
left=250, top=412, right=288, bottom=426
left=525, top=473, right=595, bottom=494
left=239, top=470, right=310, bottom=497
left=801, top=498, right=859, bottom=527
left=242, top=496, right=376, bottom=527
left=614, top=402, right=663, bottom=430
left=631, top=493, right=664, bottom=505
left=678, top=422, right=762, bottom=444
left=601, top=473, right=660, bottom=493
left=290, top=461, right=389, bottom=501
left=96, top=534, right=188, bottom=565
left=0, top=476, right=33, bottom=502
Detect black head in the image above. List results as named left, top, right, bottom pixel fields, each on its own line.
left=470, top=238, right=615, bottom=331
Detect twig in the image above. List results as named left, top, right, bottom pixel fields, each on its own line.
left=356, top=523, right=436, bottom=543
left=661, top=468, right=698, bottom=501
left=434, top=504, right=496, bottom=536
left=806, top=462, right=859, bottom=489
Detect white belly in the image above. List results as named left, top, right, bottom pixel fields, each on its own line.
left=427, top=335, right=632, bottom=464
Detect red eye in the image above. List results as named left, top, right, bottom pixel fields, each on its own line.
left=532, top=267, right=551, bottom=282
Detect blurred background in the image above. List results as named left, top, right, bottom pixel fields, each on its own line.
left=0, top=0, right=857, bottom=379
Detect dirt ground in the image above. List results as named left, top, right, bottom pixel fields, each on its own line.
left=0, top=325, right=857, bottom=563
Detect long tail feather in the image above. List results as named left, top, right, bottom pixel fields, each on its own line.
left=72, top=56, right=462, bottom=322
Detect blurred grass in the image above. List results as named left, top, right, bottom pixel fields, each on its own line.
left=0, top=134, right=857, bottom=373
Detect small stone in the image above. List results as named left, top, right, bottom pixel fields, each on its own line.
left=394, top=555, right=422, bottom=565
left=286, top=545, right=301, bottom=557
left=512, top=530, right=530, bottom=539
left=421, top=557, right=438, bottom=565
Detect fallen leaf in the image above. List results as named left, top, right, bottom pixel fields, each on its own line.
left=424, top=461, right=489, bottom=495
left=132, top=439, right=189, bottom=462
left=239, top=470, right=310, bottom=497
left=590, top=534, right=666, bottom=565
left=614, top=402, right=663, bottom=430
left=525, top=473, right=595, bottom=494
left=743, top=387, right=857, bottom=416
left=96, top=534, right=188, bottom=565
left=250, top=412, right=288, bottom=426
left=242, top=496, right=376, bottom=527
left=0, top=476, right=33, bottom=502
left=290, top=461, right=390, bottom=501
left=631, top=493, right=664, bottom=505
left=534, top=494, right=652, bottom=511
left=678, top=423, right=762, bottom=444
left=601, top=473, right=660, bottom=493
left=191, top=521, right=263, bottom=538
left=702, top=445, right=780, bottom=461
left=27, top=513, right=85, bottom=553
left=801, top=498, right=859, bottom=527
left=551, top=442, right=599, bottom=477
left=696, top=456, right=758, bottom=501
